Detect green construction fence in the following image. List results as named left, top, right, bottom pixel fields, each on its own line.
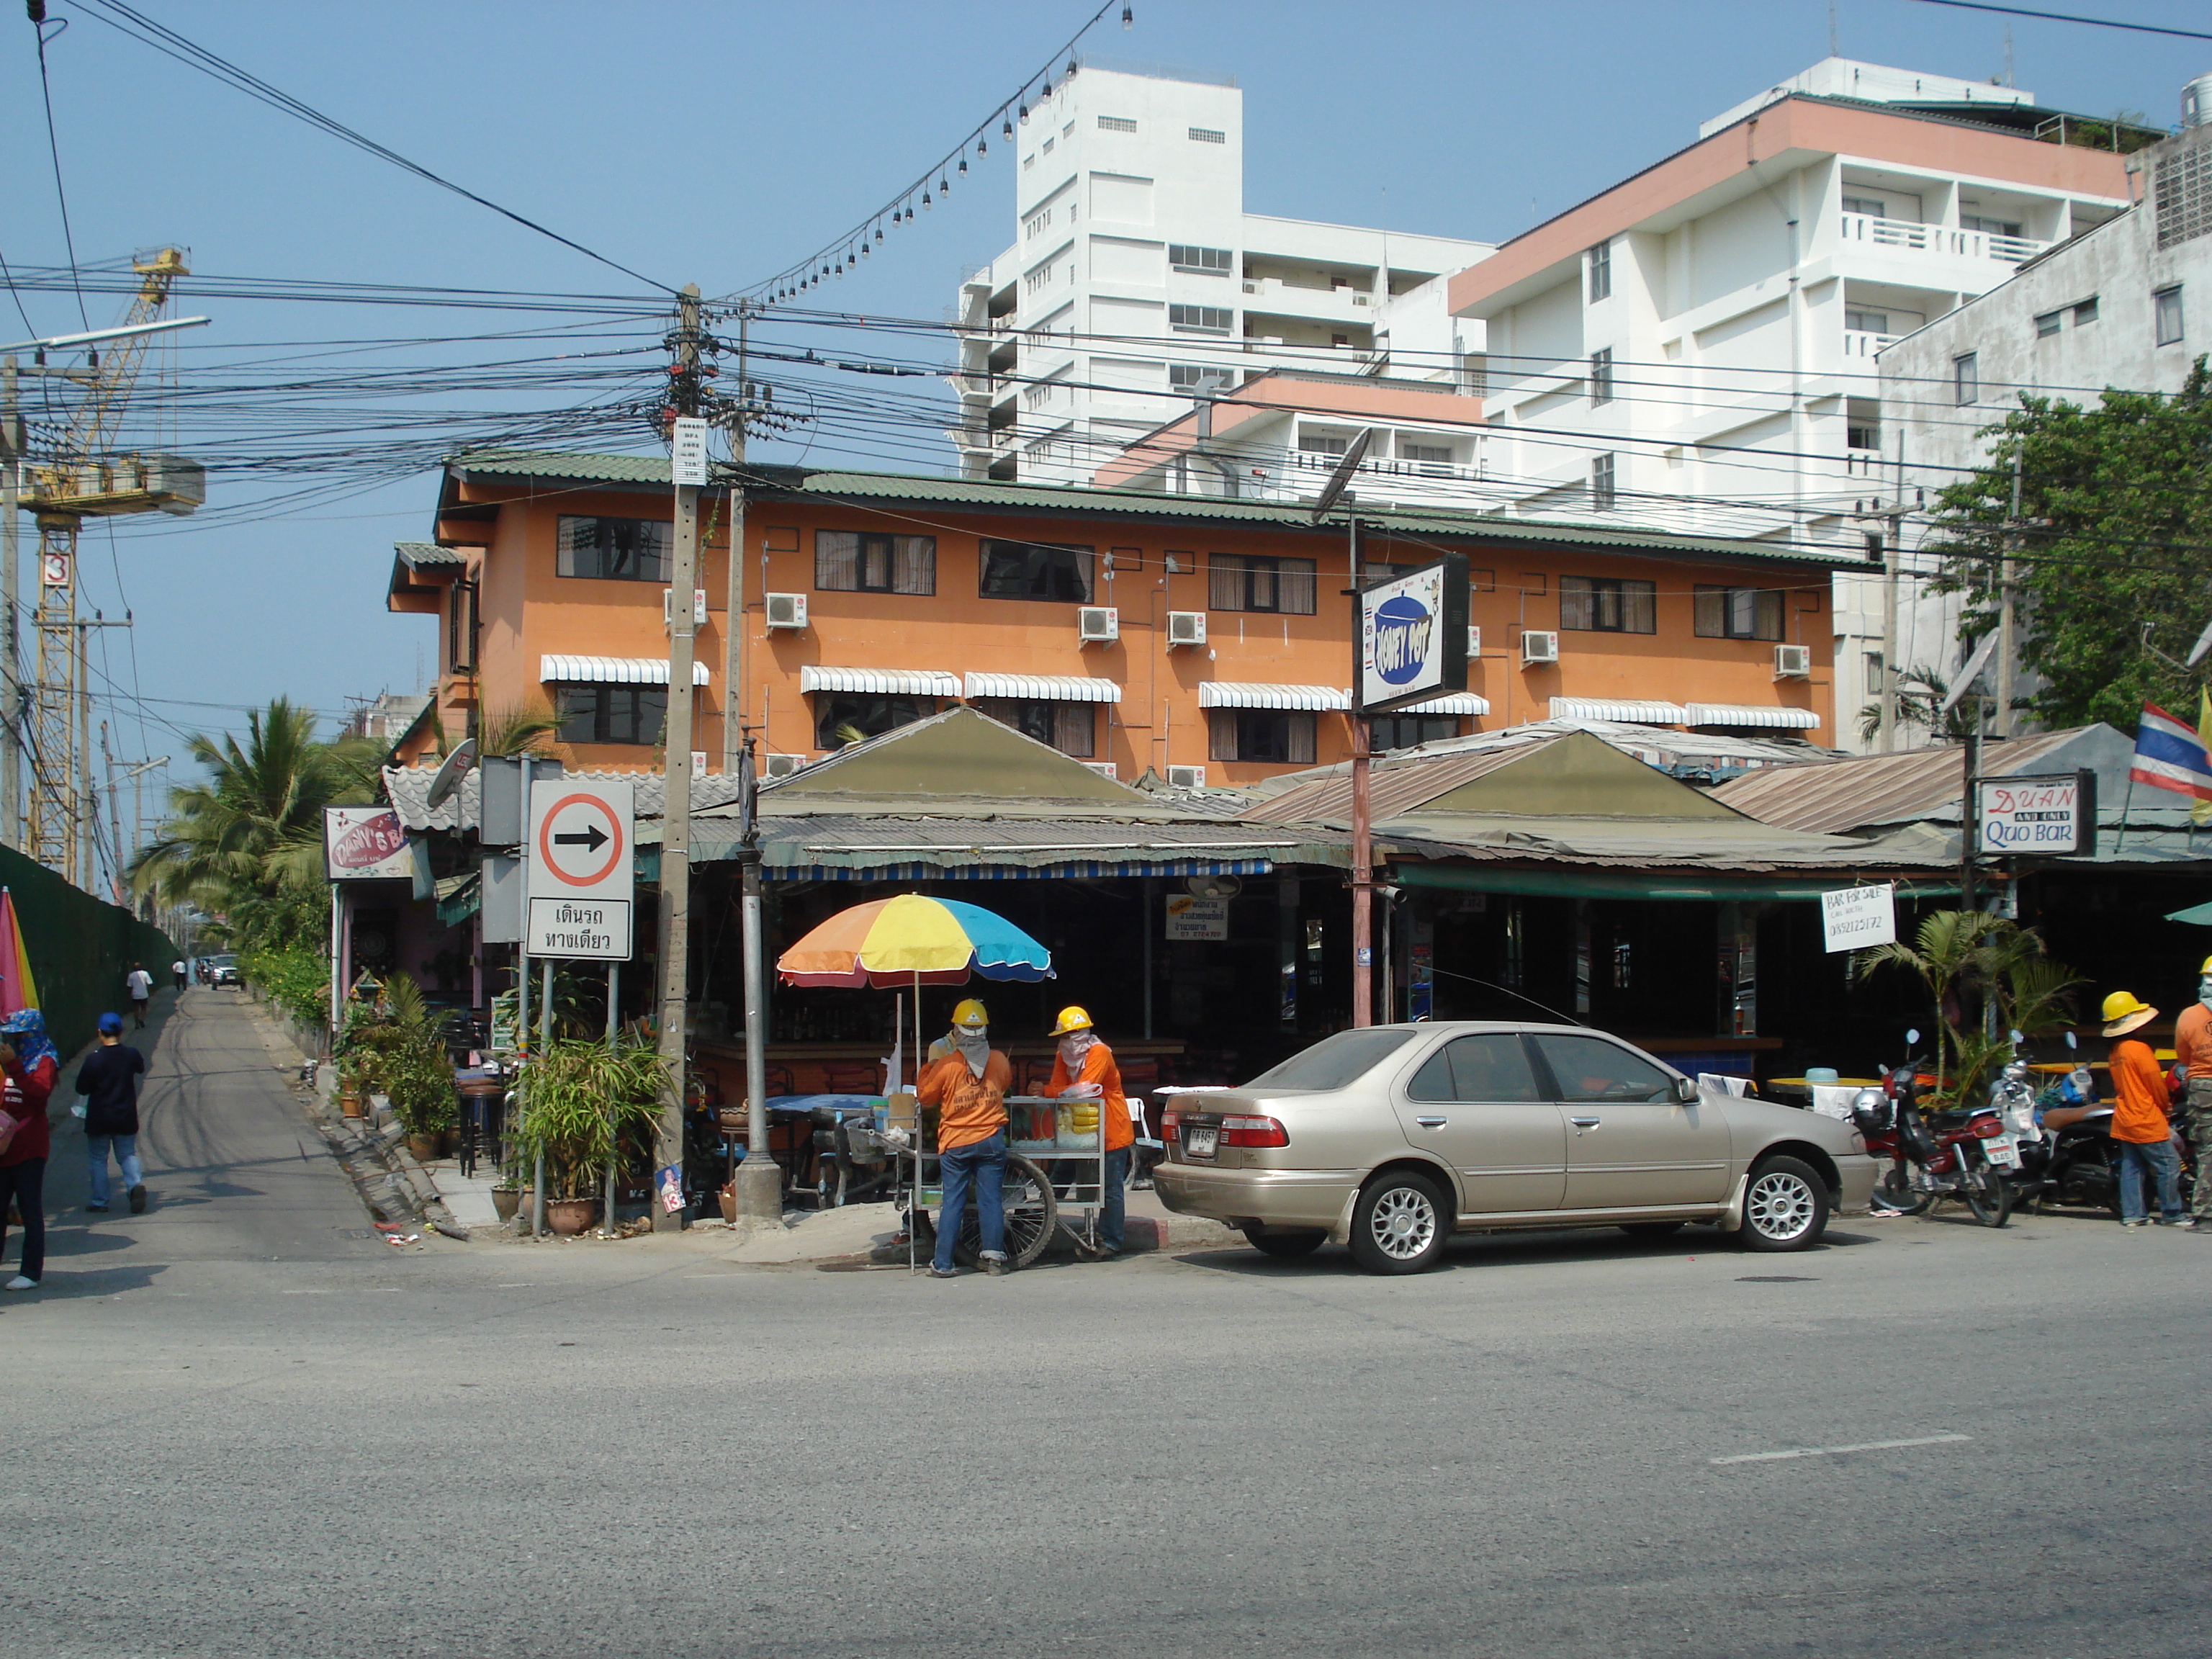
left=0, top=844, right=177, bottom=1058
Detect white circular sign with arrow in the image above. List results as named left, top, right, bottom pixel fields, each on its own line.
left=527, top=778, right=634, bottom=904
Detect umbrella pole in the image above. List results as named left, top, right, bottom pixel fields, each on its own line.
left=912, top=968, right=921, bottom=1274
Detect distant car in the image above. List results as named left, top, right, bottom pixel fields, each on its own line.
left=207, top=956, right=240, bottom=986
left=1154, top=1022, right=1876, bottom=1274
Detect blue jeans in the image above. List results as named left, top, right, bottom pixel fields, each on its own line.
left=935, top=1130, right=1007, bottom=1272
left=86, top=1135, right=143, bottom=1207
left=2117, top=1138, right=2183, bottom=1221
left=1100, top=1146, right=1130, bottom=1253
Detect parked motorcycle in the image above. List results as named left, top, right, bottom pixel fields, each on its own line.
left=1850, top=1028, right=2013, bottom=1226
left=2008, top=1031, right=2198, bottom=1216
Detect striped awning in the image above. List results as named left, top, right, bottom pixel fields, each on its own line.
left=766, top=859, right=1277, bottom=882
left=963, top=673, right=1121, bottom=703
left=541, top=655, right=710, bottom=686
left=1199, top=682, right=1352, bottom=712
left=799, top=666, right=961, bottom=698
left=1686, top=703, right=1822, bottom=730
left=1548, top=697, right=1688, bottom=724
left=1392, top=692, right=1490, bottom=716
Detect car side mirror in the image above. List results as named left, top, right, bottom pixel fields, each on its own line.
left=1673, top=1076, right=1698, bottom=1104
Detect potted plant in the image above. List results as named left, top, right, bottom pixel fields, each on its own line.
left=364, top=974, right=462, bottom=1161
left=513, top=1036, right=664, bottom=1236
left=336, top=1057, right=366, bottom=1119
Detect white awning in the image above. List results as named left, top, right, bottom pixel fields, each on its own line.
left=799, top=666, right=961, bottom=698
left=1548, top=697, right=1687, bottom=725
left=541, top=655, right=710, bottom=686
left=1199, top=682, right=1352, bottom=712
left=1391, top=692, right=1490, bottom=716
left=1686, top=703, right=1822, bottom=730
left=963, top=673, right=1122, bottom=704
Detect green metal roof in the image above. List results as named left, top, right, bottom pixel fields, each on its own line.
left=444, top=449, right=1874, bottom=572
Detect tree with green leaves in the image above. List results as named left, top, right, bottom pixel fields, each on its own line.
left=1853, top=909, right=2082, bottom=1105
left=1925, top=358, right=2212, bottom=732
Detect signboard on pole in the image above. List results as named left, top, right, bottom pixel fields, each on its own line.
left=528, top=779, right=634, bottom=959
left=670, top=416, right=709, bottom=486
left=1974, top=770, right=2097, bottom=858
left=1819, top=883, right=1897, bottom=953
left=1357, top=553, right=1468, bottom=713
left=323, top=806, right=415, bottom=881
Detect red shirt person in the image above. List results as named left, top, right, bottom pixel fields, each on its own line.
left=0, top=1038, right=59, bottom=1290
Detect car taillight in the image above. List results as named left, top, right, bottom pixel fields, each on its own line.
left=1218, top=1115, right=1289, bottom=1148
left=1159, top=1108, right=1182, bottom=1141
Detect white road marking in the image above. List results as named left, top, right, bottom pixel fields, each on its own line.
left=1712, top=1433, right=1971, bottom=1465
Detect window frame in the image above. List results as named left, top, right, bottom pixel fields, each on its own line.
left=1693, top=584, right=1786, bottom=642
left=978, top=538, right=1094, bottom=603
left=1591, top=452, right=1617, bottom=511
left=1954, top=351, right=1979, bottom=405
left=1208, top=708, right=1317, bottom=765
left=2155, top=284, right=2186, bottom=347
left=811, top=692, right=936, bottom=752
left=1169, top=304, right=1233, bottom=334
left=813, top=530, right=936, bottom=595
left=1369, top=714, right=1460, bottom=752
left=555, top=514, right=672, bottom=583
left=553, top=682, right=668, bottom=747
left=1208, top=553, right=1318, bottom=616
left=1589, top=347, right=1614, bottom=405
left=1586, top=239, right=1611, bottom=303
left=1168, top=244, right=1233, bottom=276
left=1558, top=574, right=1656, bottom=634
left=971, top=698, right=1096, bottom=758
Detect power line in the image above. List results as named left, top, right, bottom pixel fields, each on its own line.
left=1905, top=0, right=2212, bottom=42
left=27, top=4, right=89, bottom=328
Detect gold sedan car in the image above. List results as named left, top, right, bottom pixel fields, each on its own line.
left=1155, top=1023, right=1877, bottom=1274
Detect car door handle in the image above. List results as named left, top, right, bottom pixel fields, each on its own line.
left=1570, top=1115, right=1601, bottom=1128
left=1414, top=1115, right=1448, bottom=1129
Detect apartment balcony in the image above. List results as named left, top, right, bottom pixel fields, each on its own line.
left=1240, top=275, right=1375, bottom=319
left=1844, top=446, right=1884, bottom=477
left=1838, top=212, right=2046, bottom=266
left=1841, top=329, right=1899, bottom=360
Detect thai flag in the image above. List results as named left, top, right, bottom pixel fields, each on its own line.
left=2129, top=701, right=2212, bottom=801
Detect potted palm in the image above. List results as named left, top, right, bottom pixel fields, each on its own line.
left=513, top=1036, right=664, bottom=1236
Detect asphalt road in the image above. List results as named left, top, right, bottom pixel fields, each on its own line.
left=3, top=992, right=2206, bottom=1659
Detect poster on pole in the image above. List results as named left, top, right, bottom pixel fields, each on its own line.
left=670, top=416, right=709, bottom=486
left=323, top=806, right=415, bottom=882
left=527, top=779, right=635, bottom=959
left=1820, top=884, right=1897, bottom=953
left=1357, top=553, right=1469, bottom=713
left=1164, top=894, right=1228, bottom=940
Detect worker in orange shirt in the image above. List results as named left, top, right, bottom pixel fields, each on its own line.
left=1047, top=1006, right=1133, bottom=1260
left=918, top=999, right=1012, bottom=1278
left=2101, top=992, right=2191, bottom=1228
left=2173, top=957, right=2212, bottom=1229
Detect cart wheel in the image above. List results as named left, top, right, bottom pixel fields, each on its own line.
left=952, top=1154, right=1058, bottom=1270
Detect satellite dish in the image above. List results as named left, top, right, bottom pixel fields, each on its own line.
left=1309, top=429, right=1374, bottom=523
left=2187, top=613, right=2212, bottom=668
left=426, top=738, right=477, bottom=809
left=1938, top=632, right=2000, bottom=717
left=1186, top=873, right=1242, bottom=900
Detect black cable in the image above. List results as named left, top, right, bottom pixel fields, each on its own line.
left=30, top=9, right=89, bottom=328
left=69, top=0, right=675, bottom=295
left=1905, top=0, right=2212, bottom=42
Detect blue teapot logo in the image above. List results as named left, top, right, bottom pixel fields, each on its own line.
left=1370, top=593, right=1434, bottom=686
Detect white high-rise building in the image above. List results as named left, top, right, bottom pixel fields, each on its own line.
left=950, top=65, right=1493, bottom=485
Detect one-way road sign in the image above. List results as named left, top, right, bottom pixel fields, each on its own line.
left=529, top=779, right=634, bottom=904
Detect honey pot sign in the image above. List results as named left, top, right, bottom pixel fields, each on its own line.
left=323, top=806, right=416, bottom=882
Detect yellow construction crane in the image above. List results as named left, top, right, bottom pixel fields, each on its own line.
left=1, top=246, right=207, bottom=886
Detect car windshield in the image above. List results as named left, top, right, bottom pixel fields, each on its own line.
left=1242, top=1028, right=1420, bottom=1092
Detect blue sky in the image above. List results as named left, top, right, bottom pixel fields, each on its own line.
left=1, top=0, right=2201, bottom=778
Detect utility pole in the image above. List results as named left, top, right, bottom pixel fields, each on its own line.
left=1347, top=514, right=1373, bottom=1029
left=654, top=284, right=704, bottom=1233
left=721, top=301, right=750, bottom=774
left=101, top=720, right=118, bottom=901
left=1996, top=449, right=2021, bottom=739
left=1, top=356, right=19, bottom=853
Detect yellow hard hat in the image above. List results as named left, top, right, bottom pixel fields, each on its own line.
left=951, top=999, right=989, bottom=1030
left=2198, top=956, right=2212, bottom=976
left=1052, top=1005, right=1094, bottom=1036
left=2101, top=990, right=2157, bottom=1036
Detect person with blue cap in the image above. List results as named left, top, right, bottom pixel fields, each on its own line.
left=76, top=1012, right=148, bottom=1215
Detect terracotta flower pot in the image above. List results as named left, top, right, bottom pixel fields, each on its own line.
left=544, top=1197, right=601, bottom=1236
left=405, top=1132, right=442, bottom=1164
left=338, top=1090, right=364, bottom=1120
left=718, top=1184, right=736, bottom=1223
left=490, top=1187, right=522, bottom=1223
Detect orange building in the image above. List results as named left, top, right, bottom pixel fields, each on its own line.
left=388, top=450, right=1862, bottom=785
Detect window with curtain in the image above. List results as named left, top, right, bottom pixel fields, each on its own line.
left=979, top=539, right=1093, bottom=601
left=1693, top=585, right=1786, bottom=641
left=1559, top=575, right=1655, bottom=634
left=811, top=694, right=935, bottom=750
left=556, top=516, right=670, bottom=581
left=971, top=698, right=1095, bottom=757
left=1208, top=554, right=1316, bottom=614
left=1208, top=709, right=1316, bottom=763
left=1370, top=714, right=1460, bottom=751
left=814, top=531, right=935, bottom=594
left=553, top=684, right=667, bottom=746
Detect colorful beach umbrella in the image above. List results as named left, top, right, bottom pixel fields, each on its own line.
left=0, top=888, right=39, bottom=1018
left=776, top=894, right=1053, bottom=989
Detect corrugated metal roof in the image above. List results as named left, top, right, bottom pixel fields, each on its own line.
left=540, top=655, right=711, bottom=686
left=964, top=673, right=1121, bottom=703
left=1200, top=681, right=1352, bottom=711
left=720, top=813, right=1347, bottom=873
left=383, top=765, right=746, bottom=832
left=799, top=665, right=961, bottom=697
left=1712, top=727, right=2096, bottom=833
left=1686, top=703, right=1822, bottom=730
left=1246, top=737, right=1552, bottom=824
left=394, top=541, right=464, bottom=569
left=1550, top=698, right=1689, bottom=724
left=444, top=450, right=1873, bottom=572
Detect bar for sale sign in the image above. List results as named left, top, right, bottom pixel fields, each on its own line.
left=1820, top=884, right=1896, bottom=953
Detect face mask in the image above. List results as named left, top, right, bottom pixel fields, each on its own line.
left=1058, top=1031, right=1095, bottom=1070
left=953, top=1027, right=989, bottom=1077
left=2197, top=977, right=2212, bottom=1010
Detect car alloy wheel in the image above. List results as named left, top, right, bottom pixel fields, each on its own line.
left=1740, top=1156, right=1827, bottom=1251
left=1349, top=1171, right=1449, bottom=1274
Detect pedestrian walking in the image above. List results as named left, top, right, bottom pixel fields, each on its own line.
left=0, top=1038, right=57, bottom=1291
left=2101, top=992, right=2191, bottom=1228
left=76, top=1012, right=148, bottom=1215
left=1046, top=1006, right=1133, bottom=1260
left=125, top=963, right=153, bottom=1029
left=171, top=959, right=186, bottom=992
left=2175, top=956, right=2212, bottom=1231
left=917, top=999, right=1011, bottom=1278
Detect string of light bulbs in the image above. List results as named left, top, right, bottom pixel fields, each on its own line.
left=734, top=1, right=1135, bottom=305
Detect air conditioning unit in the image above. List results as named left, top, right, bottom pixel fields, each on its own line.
left=1521, top=630, right=1560, bottom=665
left=1081, top=761, right=1119, bottom=780
left=1774, top=643, right=1813, bottom=678
left=764, top=593, right=808, bottom=630
left=1466, top=625, right=1481, bottom=657
left=662, top=588, right=707, bottom=628
left=1078, top=606, right=1120, bottom=643
left=762, top=753, right=806, bottom=778
left=1166, top=765, right=1208, bottom=790
left=1166, top=611, right=1207, bottom=647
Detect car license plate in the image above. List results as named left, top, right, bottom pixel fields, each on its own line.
left=1184, top=1125, right=1218, bottom=1159
left=1984, top=1138, right=2021, bottom=1168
